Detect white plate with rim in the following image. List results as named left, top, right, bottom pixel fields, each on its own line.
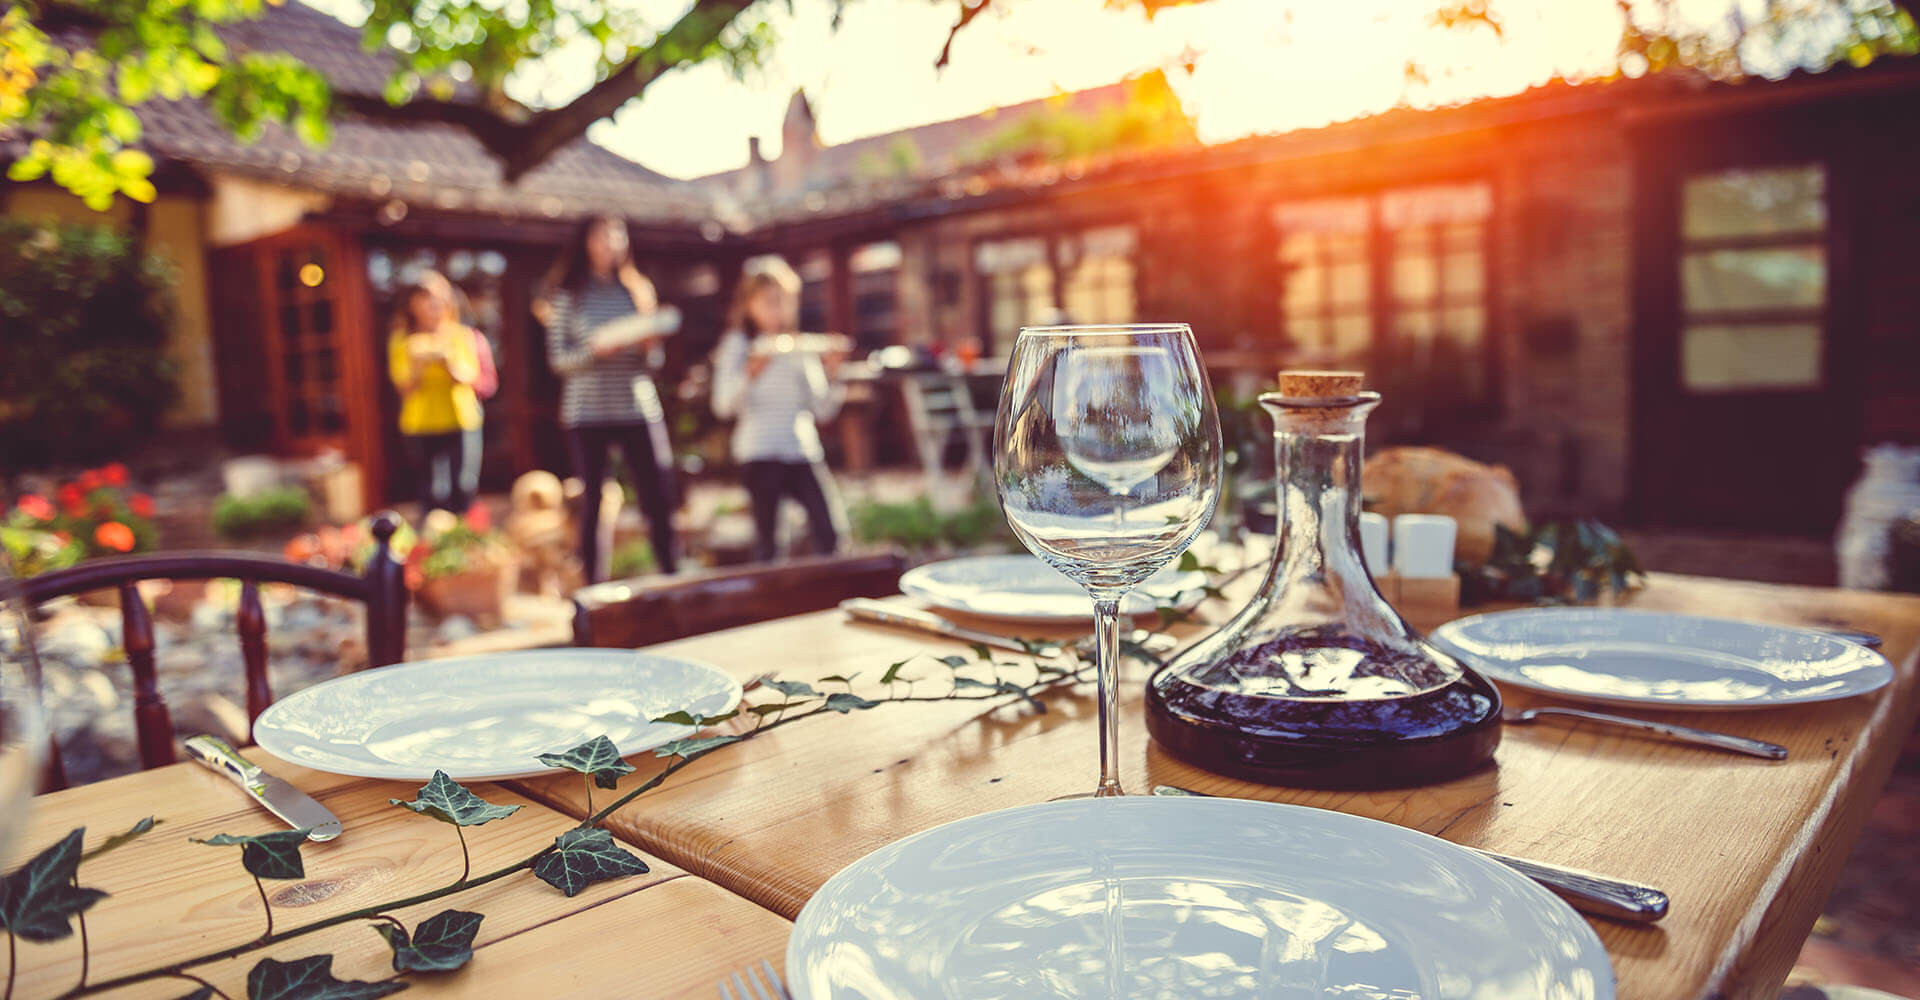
left=1430, top=607, right=1892, bottom=711
left=900, top=554, right=1207, bottom=624
left=252, top=649, right=741, bottom=781
left=789, top=796, right=1613, bottom=1000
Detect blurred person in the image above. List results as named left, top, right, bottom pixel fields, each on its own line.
left=387, top=276, right=483, bottom=517
left=419, top=271, right=498, bottom=511
left=543, top=216, right=681, bottom=581
left=711, top=257, right=848, bottom=562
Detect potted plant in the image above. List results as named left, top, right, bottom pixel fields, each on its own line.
left=407, top=507, right=513, bottom=625
left=2, top=463, right=159, bottom=578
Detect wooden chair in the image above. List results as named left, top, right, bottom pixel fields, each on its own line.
left=571, top=551, right=908, bottom=649
left=900, top=371, right=995, bottom=490
left=24, top=512, right=409, bottom=788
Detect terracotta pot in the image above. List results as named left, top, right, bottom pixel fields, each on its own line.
left=417, top=562, right=510, bottom=625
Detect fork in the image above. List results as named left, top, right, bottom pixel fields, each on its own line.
left=1503, top=706, right=1788, bottom=760
left=717, top=959, right=791, bottom=1000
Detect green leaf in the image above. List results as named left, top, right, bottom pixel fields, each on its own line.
left=761, top=678, right=818, bottom=699
left=652, top=734, right=742, bottom=758
left=390, top=771, right=522, bottom=827
left=534, top=736, right=636, bottom=790
left=246, top=954, right=409, bottom=1000
left=191, top=829, right=310, bottom=881
left=1178, top=550, right=1200, bottom=573
left=823, top=692, right=878, bottom=713
left=83, top=816, right=160, bottom=860
left=1156, top=606, right=1183, bottom=628
left=878, top=658, right=913, bottom=684
left=994, top=680, right=1048, bottom=714
left=744, top=703, right=790, bottom=717
left=818, top=673, right=858, bottom=686
left=531, top=828, right=648, bottom=898
left=937, top=654, right=969, bottom=669
left=650, top=709, right=738, bottom=727
left=374, top=909, right=484, bottom=973
left=171, top=986, right=216, bottom=1000
left=0, top=828, right=109, bottom=942
left=968, top=643, right=993, bottom=662
left=951, top=677, right=996, bottom=693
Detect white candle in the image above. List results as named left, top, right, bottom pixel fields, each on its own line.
left=1359, top=512, right=1390, bottom=576
left=1393, top=514, right=1457, bottom=579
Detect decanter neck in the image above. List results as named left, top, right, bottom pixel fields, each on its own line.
left=1261, top=392, right=1379, bottom=581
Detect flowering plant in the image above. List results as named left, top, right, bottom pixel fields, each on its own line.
left=2, top=463, right=158, bottom=575
left=285, top=505, right=505, bottom=591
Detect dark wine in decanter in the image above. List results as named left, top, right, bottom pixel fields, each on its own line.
left=1145, top=370, right=1501, bottom=788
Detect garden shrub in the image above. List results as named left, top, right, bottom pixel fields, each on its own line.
left=213, top=487, right=312, bottom=539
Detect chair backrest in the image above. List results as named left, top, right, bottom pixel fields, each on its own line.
left=23, top=512, right=409, bottom=788
left=572, top=551, right=908, bottom=649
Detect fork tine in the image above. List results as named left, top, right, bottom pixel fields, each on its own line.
left=717, top=976, right=737, bottom=1000
left=743, top=965, right=775, bottom=1000
left=761, top=959, right=792, bottom=999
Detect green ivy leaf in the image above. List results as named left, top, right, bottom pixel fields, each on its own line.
left=994, top=680, right=1048, bottom=714
left=951, top=677, right=996, bottom=693
left=534, top=736, right=636, bottom=790
left=390, top=771, right=522, bottom=827
left=191, top=829, right=310, bottom=881
left=878, top=658, right=913, bottom=684
left=1177, top=550, right=1200, bottom=573
left=650, top=709, right=738, bottom=727
left=0, top=828, right=109, bottom=942
left=246, top=954, right=409, bottom=1000
left=653, top=734, right=742, bottom=759
left=744, top=703, right=790, bottom=717
left=968, top=643, right=993, bottom=662
left=170, top=986, right=216, bottom=1000
left=937, top=654, right=970, bottom=669
left=531, top=828, right=648, bottom=898
left=823, top=692, right=878, bottom=713
left=761, top=678, right=819, bottom=699
left=818, top=673, right=858, bottom=686
left=374, top=909, right=484, bottom=973
left=84, top=816, right=160, bottom=860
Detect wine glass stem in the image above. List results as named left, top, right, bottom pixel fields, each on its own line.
left=1092, top=596, right=1125, bottom=797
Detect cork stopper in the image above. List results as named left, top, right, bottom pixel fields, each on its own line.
left=1278, top=370, right=1365, bottom=398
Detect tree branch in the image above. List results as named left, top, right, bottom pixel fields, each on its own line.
left=500, top=0, right=758, bottom=180
left=936, top=0, right=993, bottom=70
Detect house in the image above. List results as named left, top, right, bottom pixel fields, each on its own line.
left=7, top=1, right=1918, bottom=534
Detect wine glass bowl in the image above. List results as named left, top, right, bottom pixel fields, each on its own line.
left=993, top=324, right=1221, bottom=796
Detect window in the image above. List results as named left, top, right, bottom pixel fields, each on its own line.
left=1273, top=183, right=1494, bottom=407
left=797, top=251, right=832, bottom=332
left=850, top=241, right=901, bottom=350
left=1062, top=225, right=1137, bottom=325
left=976, top=237, right=1055, bottom=352
left=1678, top=165, right=1826, bottom=392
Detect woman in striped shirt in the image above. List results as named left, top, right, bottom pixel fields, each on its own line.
left=710, top=257, right=847, bottom=562
left=543, top=216, right=681, bottom=581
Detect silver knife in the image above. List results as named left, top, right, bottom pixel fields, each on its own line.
left=840, top=598, right=1180, bottom=657
left=1149, top=785, right=1669, bottom=924
left=185, top=735, right=343, bottom=842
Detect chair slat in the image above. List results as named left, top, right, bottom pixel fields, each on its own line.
left=573, top=552, right=907, bottom=649
left=238, top=579, right=271, bottom=736
left=119, top=581, right=176, bottom=770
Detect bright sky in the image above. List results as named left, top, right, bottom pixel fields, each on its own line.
left=307, top=0, right=1786, bottom=180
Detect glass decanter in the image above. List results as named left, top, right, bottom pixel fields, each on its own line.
left=1145, top=371, right=1501, bottom=788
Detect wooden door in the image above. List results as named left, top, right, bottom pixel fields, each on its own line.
left=1628, top=114, right=1863, bottom=533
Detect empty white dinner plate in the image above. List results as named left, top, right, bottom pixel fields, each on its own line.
left=900, top=554, right=1206, bottom=624
left=788, top=796, right=1613, bottom=1000
left=253, top=649, right=740, bottom=780
left=1431, top=608, right=1892, bottom=711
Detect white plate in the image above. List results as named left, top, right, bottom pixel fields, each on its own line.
left=900, top=554, right=1206, bottom=624
left=789, top=796, right=1613, bottom=1000
left=1431, top=607, right=1892, bottom=711
left=252, top=649, right=741, bottom=781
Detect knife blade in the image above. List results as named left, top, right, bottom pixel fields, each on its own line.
left=185, top=735, right=343, bottom=842
left=1148, top=785, right=1668, bottom=923
left=839, top=599, right=1065, bottom=656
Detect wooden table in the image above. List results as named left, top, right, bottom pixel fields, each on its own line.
left=7, top=753, right=791, bottom=999
left=507, top=572, right=1920, bottom=1000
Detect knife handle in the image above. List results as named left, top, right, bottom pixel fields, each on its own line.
left=185, top=734, right=260, bottom=784
left=1472, top=849, right=1671, bottom=924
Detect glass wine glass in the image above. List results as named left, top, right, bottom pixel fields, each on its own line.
left=0, top=547, right=48, bottom=860
left=993, top=324, right=1221, bottom=797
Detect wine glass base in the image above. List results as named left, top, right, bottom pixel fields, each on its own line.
left=1051, top=786, right=1127, bottom=800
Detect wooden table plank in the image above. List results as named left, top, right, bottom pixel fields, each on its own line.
left=8, top=753, right=787, bottom=999
left=513, top=572, right=1920, bottom=1000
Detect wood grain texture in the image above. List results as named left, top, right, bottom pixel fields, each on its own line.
left=9, top=751, right=785, bottom=999
left=510, top=572, right=1920, bottom=1000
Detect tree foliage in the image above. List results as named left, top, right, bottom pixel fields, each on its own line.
left=4, top=0, right=1917, bottom=209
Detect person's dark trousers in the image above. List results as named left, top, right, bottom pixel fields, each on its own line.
left=567, top=420, right=680, bottom=582
left=742, top=460, right=841, bottom=563
left=404, top=431, right=468, bottom=516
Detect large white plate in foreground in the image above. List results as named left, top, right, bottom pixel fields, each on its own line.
left=789, top=796, right=1613, bottom=1000
left=253, top=649, right=740, bottom=781
left=1431, top=607, right=1892, bottom=711
left=900, top=554, right=1206, bottom=624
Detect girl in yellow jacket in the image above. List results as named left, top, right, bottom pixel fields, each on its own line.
left=388, top=276, right=482, bottom=516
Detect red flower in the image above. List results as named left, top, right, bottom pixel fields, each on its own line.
left=95, top=521, right=136, bottom=553
left=464, top=503, right=491, bottom=533
left=58, top=484, right=86, bottom=516
left=129, top=492, right=156, bottom=518
left=284, top=534, right=319, bottom=564
left=77, top=470, right=102, bottom=491
left=52, top=531, right=71, bottom=545
left=102, top=462, right=129, bottom=486
left=16, top=494, right=55, bottom=521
